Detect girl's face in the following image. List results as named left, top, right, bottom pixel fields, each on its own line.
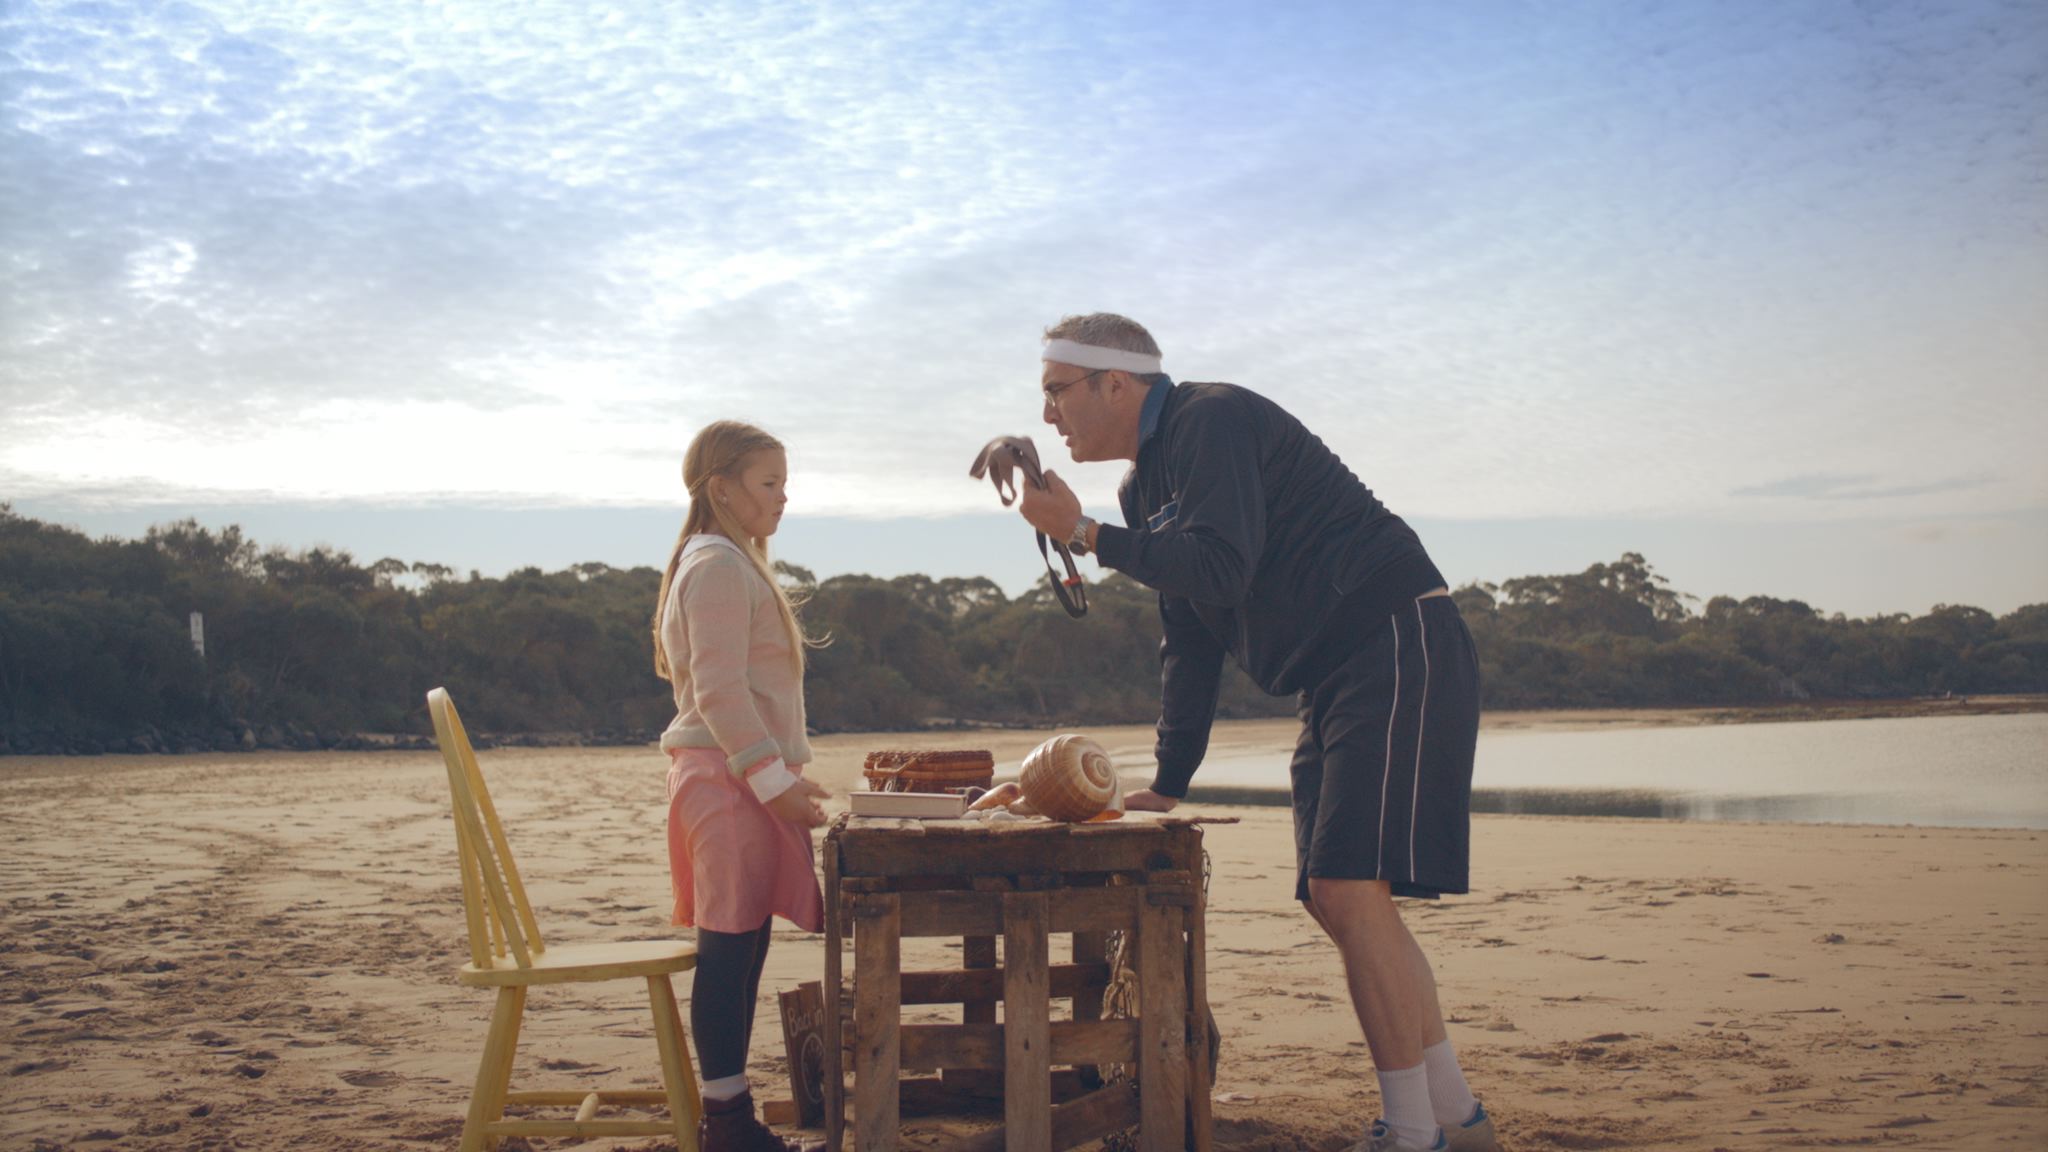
left=716, top=448, right=789, bottom=539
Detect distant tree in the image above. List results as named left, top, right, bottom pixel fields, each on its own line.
left=0, top=511, right=2040, bottom=751
left=147, top=519, right=262, bottom=579
left=1497, top=553, right=1693, bottom=642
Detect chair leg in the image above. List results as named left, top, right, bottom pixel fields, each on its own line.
left=460, top=986, right=527, bottom=1152
left=648, top=974, right=704, bottom=1152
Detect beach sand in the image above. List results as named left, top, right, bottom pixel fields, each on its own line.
left=3, top=717, right=2043, bottom=1150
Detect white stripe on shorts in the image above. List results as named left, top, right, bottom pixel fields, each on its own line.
left=1410, top=597, right=1432, bottom=882
left=1376, top=613, right=1400, bottom=881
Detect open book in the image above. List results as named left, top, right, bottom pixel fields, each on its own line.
left=847, top=790, right=973, bottom=819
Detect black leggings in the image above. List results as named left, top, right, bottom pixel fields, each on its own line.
left=692, top=919, right=774, bottom=1081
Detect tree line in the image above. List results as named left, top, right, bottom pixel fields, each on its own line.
left=1, top=506, right=2042, bottom=755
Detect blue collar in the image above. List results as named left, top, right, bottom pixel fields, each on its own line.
left=1138, top=376, right=1173, bottom=445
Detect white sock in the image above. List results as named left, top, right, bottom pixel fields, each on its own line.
left=1374, top=1063, right=1439, bottom=1147
left=1423, top=1038, right=1479, bottom=1126
left=702, top=1072, right=749, bottom=1101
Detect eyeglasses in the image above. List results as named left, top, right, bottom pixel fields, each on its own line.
left=1042, top=369, right=1110, bottom=406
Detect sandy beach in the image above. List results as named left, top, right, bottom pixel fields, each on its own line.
left=3, top=716, right=2044, bottom=1150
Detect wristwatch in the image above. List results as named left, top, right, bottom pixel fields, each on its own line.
left=1067, top=515, right=1097, bottom=556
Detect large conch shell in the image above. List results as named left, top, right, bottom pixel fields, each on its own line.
left=1019, top=734, right=1122, bottom=822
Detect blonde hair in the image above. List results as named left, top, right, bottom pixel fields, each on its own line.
left=652, top=420, right=813, bottom=682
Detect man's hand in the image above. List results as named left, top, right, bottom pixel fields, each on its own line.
left=1019, top=468, right=1083, bottom=542
left=1123, top=788, right=1180, bottom=813
left=767, top=776, right=831, bottom=828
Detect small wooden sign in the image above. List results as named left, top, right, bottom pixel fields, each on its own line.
left=778, top=980, right=828, bottom=1128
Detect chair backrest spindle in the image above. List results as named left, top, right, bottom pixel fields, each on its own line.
left=429, top=688, right=546, bottom=969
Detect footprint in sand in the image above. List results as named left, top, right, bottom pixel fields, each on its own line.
left=341, top=1069, right=398, bottom=1087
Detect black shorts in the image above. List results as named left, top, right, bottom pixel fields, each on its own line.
left=1290, top=594, right=1480, bottom=902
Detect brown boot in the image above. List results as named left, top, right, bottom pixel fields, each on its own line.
left=699, top=1089, right=824, bottom=1152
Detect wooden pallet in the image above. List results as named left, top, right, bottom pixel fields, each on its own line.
left=822, top=814, right=1214, bottom=1152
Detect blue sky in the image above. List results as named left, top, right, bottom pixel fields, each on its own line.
left=4, top=0, right=2044, bottom=615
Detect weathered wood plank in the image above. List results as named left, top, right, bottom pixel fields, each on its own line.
left=961, top=936, right=997, bottom=1022
left=836, top=826, right=1182, bottom=878
left=895, top=1071, right=1092, bottom=1114
left=1138, top=901, right=1187, bottom=1152
left=902, top=962, right=1108, bottom=1006
left=1052, top=1018, right=1144, bottom=1068
left=1004, top=892, right=1052, bottom=1152
left=945, top=930, right=1000, bottom=1101
left=824, top=824, right=846, bottom=1152
left=1185, top=861, right=1213, bottom=1152
left=1071, top=929, right=1109, bottom=1090
left=853, top=894, right=901, bottom=1152
left=901, top=1023, right=1002, bottom=1071
left=897, top=1019, right=1139, bottom=1072
left=896, top=888, right=1141, bottom=938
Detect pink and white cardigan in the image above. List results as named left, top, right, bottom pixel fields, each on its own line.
left=658, top=534, right=811, bottom=802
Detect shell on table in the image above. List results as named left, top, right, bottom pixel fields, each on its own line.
left=968, top=781, right=1024, bottom=812
left=1019, top=734, right=1117, bottom=822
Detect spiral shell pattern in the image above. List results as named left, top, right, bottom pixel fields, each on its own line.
left=1019, top=734, right=1117, bottom=822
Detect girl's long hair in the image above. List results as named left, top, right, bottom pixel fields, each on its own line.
left=652, top=420, right=812, bottom=682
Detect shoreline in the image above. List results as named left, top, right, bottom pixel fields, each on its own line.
left=4, top=693, right=2041, bottom=761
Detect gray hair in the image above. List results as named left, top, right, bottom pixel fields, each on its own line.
left=1043, top=313, right=1162, bottom=358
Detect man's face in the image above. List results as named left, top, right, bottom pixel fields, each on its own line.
left=1040, top=361, right=1117, bottom=463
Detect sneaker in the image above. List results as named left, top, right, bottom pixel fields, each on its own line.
left=1443, top=1102, right=1501, bottom=1152
left=1352, top=1120, right=1448, bottom=1152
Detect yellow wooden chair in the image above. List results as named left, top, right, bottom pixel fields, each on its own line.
left=428, top=687, right=703, bottom=1152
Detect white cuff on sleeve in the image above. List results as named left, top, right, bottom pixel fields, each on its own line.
left=744, top=757, right=801, bottom=804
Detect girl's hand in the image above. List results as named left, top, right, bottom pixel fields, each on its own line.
left=768, top=776, right=831, bottom=828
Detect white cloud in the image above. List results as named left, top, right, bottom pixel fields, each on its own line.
left=2, top=0, right=2044, bottom=529
left=124, top=237, right=197, bottom=303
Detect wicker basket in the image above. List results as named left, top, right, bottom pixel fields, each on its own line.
left=862, top=749, right=995, bottom=793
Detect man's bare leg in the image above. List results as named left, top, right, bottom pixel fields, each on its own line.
left=1304, top=877, right=1445, bottom=1067
left=1308, top=879, right=1491, bottom=1148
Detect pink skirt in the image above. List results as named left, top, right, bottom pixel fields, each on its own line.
left=666, top=747, right=824, bottom=934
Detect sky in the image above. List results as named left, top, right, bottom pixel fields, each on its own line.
left=3, top=0, right=2045, bottom=616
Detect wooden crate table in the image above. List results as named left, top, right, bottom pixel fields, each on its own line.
left=822, top=813, right=1214, bottom=1152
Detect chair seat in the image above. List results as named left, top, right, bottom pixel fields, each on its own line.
left=458, top=939, right=699, bottom=987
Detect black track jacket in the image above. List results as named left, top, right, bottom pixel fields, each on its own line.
left=1092, top=380, right=1445, bottom=798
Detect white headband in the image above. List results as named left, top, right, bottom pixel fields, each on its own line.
left=1041, top=338, right=1162, bottom=375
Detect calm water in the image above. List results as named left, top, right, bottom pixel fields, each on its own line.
left=1178, top=713, right=2048, bottom=829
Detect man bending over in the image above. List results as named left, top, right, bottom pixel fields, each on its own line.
left=1017, top=312, right=1498, bottom=1152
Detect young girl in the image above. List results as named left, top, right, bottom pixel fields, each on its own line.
left=653, top=420, right=829, bottom=1152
